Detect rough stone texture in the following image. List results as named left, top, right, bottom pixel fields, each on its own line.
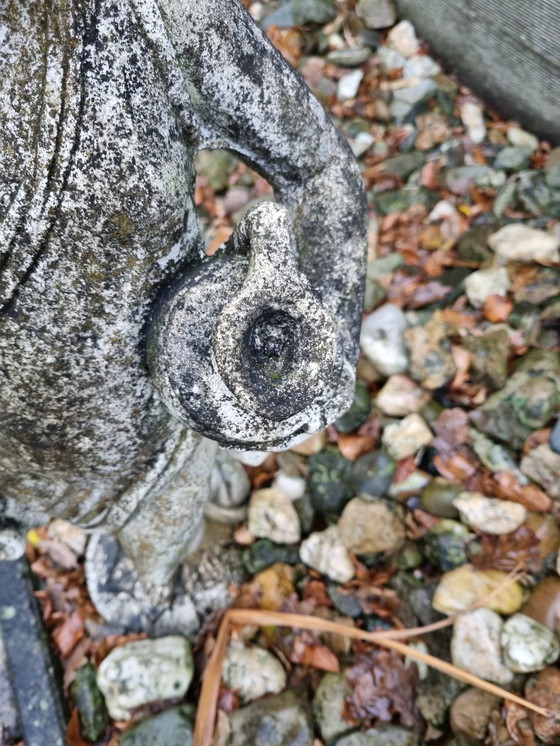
left=500, top=614, right=560, bottom=673
left=337, top=497, right=405, bottom=555
left=312, top=672, right=353, bottom=743
left=0, top=558, right=67, bottom=746
left=222, top=641, right=287, bottom=703
left=0, top=0, right=366, bottom=612
left=451, top=608, right=513, bottom=686
left=96, top=635, right=193, bottom=721
left=453, top=491, right=526, bottom=535
left=248, top=487, right=301, bottom=545
left=299, top=526, right=355, bottom=583
left=450, top=688, right=501, bottom=741
left=225, top=688, right=314, bottom=746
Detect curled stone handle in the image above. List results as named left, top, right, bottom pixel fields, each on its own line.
left=212, top=203, right=338, bottom=421
left=147, top=202, right=346, bottom=449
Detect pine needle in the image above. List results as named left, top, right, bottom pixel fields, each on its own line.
left=193, top=599, right=550, bottom=746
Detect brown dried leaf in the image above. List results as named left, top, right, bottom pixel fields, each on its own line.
left=52, top=610, right=85, bottom=658
left=290, top=636, right=340, bottom=672
left=345, top=647, right=422, bottom=730
left=66, top=707, right=91, bottom=746
left=337, top=433, right=377, bottom=461
left=483, top=294, right=514, bottom=323
left=468, top=526, right=541, bottom=572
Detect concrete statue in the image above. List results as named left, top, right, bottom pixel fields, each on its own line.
left=0, top=0, right=367, bottom=631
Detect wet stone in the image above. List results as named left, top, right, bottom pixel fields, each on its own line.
left=335, top=380, right=372, bottom=433
left=351, top=449, right=397, bottom=498
left=423, top=520, right=470, bottom=572
left=338, top=497, right=406, bottom=555
left=70, top=663, right=109, bottom=742
left=469, top=429, right=525, bottom=482
left=456, top=225, right=495, bottom=262
left=451, top=608, right=513, bottom=685
left=262, top=0, right=336, bottom=28
left=222, top=642, right=287, bottom=703
left=225, top=688, right=314, bottom=746
left=312, top=672, right=353, bottom=743
left=120, top=705, right=194, bottom=746
left=96, top=636, right=193, bottom=722
left=453, top=491, right=526, bottom=535
left=501, top=614, right=560, bottom=673
left=450, top=688, right=500, bottom=741
left=420, top=478, right=461, bottom=518
left=308, top=449, right=355, bottom=516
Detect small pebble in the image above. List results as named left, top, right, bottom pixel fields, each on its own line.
left=337, top=69, right=364, bottom=100
left=450, top=688, right=501, bottom=740
left=97, top=637, right=193, bottom=721
left=507, top=126, right=539, bottom=152
left=375, top=375, right=431, bottom=416
left=248, top=488, right=301, bottom=544
left=451, top=608, right=513, bottom=685
left=464, top=266, right=511, bottom=308
left=382, top=413, right=433, bottom=460
left=433, top=564, right=523, bottom=616
left=313, top=673, right=353, bottom=742
left=453, top=491, right=526, bottom=535
left=222, top=641, right=287, bottom=702
left=501, top=614, right=560, bottom=673
left=488, top=224, right=560, bottom=264
left=338, top=497, right=405, bottom=555
left=356, top=0, right=397, bottom=29
left=360, top=303, right=409, bottom=376
left=299, top=526, right=355, bottom=583
left=387, top=20, right=419, bottom=58
left=526, top=667, right=560, bottom=744
left=460, top=101, right=486, bottom=144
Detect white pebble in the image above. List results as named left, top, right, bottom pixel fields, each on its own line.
left=299, top=526, right=355, bottom=583
left=337, top=69, right=364, bottom=100
left=464, top=266, right=511, bottom=308
left=460, top=101, right=486, bottom=144
left=387, top=20, right=419, bottom=58
left=488, top=224, right=560, bottom=264
left=453, top=491, right=526, bottom=535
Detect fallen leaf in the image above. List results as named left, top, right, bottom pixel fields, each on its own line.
left=52, top=610, right=85, bottom=658
left=337, top=433, right=377, bottom=460
left=483, top=294, right=514, bottom=322
left=345, top=646, right=422, bottom=730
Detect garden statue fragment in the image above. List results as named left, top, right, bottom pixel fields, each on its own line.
left=0, top=0, right=367, bottom=631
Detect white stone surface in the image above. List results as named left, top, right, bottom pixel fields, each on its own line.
left=299, top=526, right=355, bottom=583
left=460, top=101, right=486, bottom=144
left=501, top=614, right=560, bottom=673
left=97, top=636, right=193, bottom=721
left=387, top=21, right=420, bottom=58
left=382, top=414, right=433, bottom=460
left=507, top=127, right=539, bottom=151
left=375, top=375, right=431, bottom=416
left=451, top=608, right=513, bottom=685
left=403, top=55, right=441, bottom=79
left=222, top=641, right=287, bottom=702
left=273, top=471, right=306, bottom=501
left=464, top=266, right=511, bottom=308
left=248, top=488, right=301, bottom=544
left=337, top=70, right=364, bottom=100
left=47, top=519, right=87, bottom=556
left=453, top=491, right=526, bottom=535
left=488, top=224, right=560, bottom=264
left=360, top=304, right=409, bottom=376
left=337, top=497, right=405, bottom=555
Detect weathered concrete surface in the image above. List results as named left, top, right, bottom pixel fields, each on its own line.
left=397, top=0, right=560, bottom=143
left=0, top=0, right=366, bottom=596
left=0, top=556, right=67, bottom=746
